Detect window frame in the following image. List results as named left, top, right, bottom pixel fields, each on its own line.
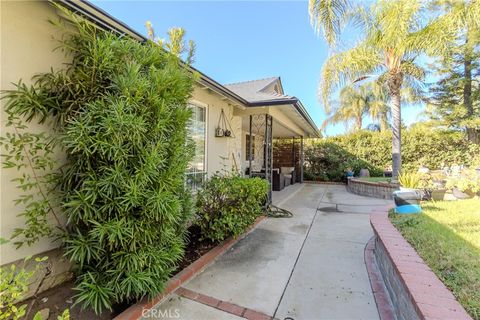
left=186, top=101, right=208, bottom=191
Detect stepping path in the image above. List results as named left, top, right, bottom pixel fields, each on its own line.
left=146, top=183, right=392, bottom=320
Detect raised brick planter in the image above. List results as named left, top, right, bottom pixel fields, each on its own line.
left=304, top=180, right=345, bottom=185
left=347, top=178, right=398, bottom=199
left=370, top=213, right=472, bottom=320
left=115, top=216, right=266, bottom=320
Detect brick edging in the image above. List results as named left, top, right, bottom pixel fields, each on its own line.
left=364, top=236, right=395, bottom=320
left=370, top=212, right=472, bottom=320
left=347, top=178, right=398, bottom=200
left=175, top=287, right=274, bottom=320
left=304, top=180, right=345, bottom=185
left=115, top=216, right=267, bottom=320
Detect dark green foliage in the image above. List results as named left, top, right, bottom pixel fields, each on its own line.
left=196, top=175, right=269, bottom=242
left=304, top=128, right=480, bottom=181
left=303, top=140, right=383, bottom=182
left=2, top=7, right=195, bottom=314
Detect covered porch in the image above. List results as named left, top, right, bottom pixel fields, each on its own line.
left=223, top=76, right=320, bottom=204
left=240, top=112, right=307, bottom=204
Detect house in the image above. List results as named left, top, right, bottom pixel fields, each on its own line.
left=0, top=0, right=319, bottom=297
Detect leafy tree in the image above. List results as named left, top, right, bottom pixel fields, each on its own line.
left=2, top=5, right=196, bottom=314
left=319, top=0, right=453, bottom=181
left=426, top=0, right=480, bottom=143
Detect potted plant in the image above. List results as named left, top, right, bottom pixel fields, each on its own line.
left=446, top=169, right=480, bottom=199
left=415, top=171, right=448, bottom=201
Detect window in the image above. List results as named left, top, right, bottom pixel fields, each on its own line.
left=245, top=134, right=255, bottom=161
left=186, top=104, right=206, bottom=191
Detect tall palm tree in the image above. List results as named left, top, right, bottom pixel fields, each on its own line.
left=320, top=0, right=453, bottom=181
left=322, top=82, right=388, bottom=132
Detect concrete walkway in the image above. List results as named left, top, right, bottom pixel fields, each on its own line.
left=147, top=183, right=392, bottom=320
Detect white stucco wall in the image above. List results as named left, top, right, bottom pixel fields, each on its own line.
left=190, top=87, right=243, bottom=177
left=1, top=1, right=69, bottom=265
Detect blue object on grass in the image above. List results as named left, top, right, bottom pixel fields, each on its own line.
left=395, top=204, right=422, bottom=214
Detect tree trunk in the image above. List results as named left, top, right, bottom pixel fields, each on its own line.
left=387, top=73, right=403, bottom=182
left=391, top=93, right=402, bottom=181
left=356, top=116, right=363, bottom=131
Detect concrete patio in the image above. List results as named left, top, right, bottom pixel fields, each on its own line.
left=145, top=183, right=392, bottom=320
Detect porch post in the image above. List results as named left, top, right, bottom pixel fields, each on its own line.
left=249, top=115, right=253, bottom=177
left=265, top=114, right=273, bottom=205
left=300, top=136, right=304, bottom=183
left=292, top=137, right=298, bottom=182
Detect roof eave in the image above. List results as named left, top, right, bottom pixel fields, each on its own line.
left=248, top=99, right=320, bottom=138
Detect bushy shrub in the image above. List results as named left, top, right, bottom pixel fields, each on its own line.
left=196, top=175, right=269, bottom=242
left=304, top=140, right=383, bottom=182
left=2, top=8, right=195, bottom=313
left=0, top=239, right=49, bottom=320
left=304, top=128, right=480, bottom=181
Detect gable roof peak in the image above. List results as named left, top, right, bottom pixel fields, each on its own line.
left=224, top=77, right=281, bottom=93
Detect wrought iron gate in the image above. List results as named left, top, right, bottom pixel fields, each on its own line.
left=248, top=114, right=273, bottom=205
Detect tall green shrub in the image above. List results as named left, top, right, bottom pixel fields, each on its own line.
left=305, top=127, right=480, bottom=181
left=2, top=7, right=196, bottom=313
left=196, top=175, right=269, bottom=242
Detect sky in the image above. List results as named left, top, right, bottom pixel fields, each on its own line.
left=91, top=0, right=426, bottom=136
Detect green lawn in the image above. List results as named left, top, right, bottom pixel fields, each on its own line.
left=389, top=199, right=480, bottom=320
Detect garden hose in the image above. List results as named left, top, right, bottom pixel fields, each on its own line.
left=265, top=204, right=294, bottom=218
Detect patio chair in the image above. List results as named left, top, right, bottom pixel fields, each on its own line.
left=281, top=167, right=295, bottom=186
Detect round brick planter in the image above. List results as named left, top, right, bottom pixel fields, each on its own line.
left=347, top=178, right=399, bottom=200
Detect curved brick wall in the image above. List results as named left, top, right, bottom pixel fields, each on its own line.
left=370, top=213, right=472, bottom=320
left=347, top=178, right=398, bottom=200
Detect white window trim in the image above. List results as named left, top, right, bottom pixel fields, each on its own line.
left=187, top=100, right=208, bottom=184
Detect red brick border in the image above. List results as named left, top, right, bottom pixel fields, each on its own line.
left=304, top=180, right=345, bottom=185
left=364, top=236, right=396, bottom=320
left=114, top=216, right=266, bottom=320
left=176, top=287, right=273, bottom=320
left=370, top=212, right=472, bottom=320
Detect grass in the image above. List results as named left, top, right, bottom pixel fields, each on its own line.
left=358, top=176, right=391, bottom=183
left=389, top=199, right=480, bottom=320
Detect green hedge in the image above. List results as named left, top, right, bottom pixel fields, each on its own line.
left=304, top=128, right=480, bottom=182
left=196, top=175, right=269, bottom=242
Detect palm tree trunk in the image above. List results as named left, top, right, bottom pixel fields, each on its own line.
left=391, top=93, right=401, bottom=181
left=356, top=116, right=363, bottom=131
left=388, top=73, right=403, bottom=182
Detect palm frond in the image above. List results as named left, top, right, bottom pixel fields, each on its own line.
left=309, top=0, right=349, bottom=46
left=320, top=42, right=383, bottom=111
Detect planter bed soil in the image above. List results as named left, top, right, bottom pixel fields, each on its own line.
left=19, top=225, right=219, bottom=320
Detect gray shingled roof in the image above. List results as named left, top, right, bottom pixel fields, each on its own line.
left=224, top=77, right=296, bottom=104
